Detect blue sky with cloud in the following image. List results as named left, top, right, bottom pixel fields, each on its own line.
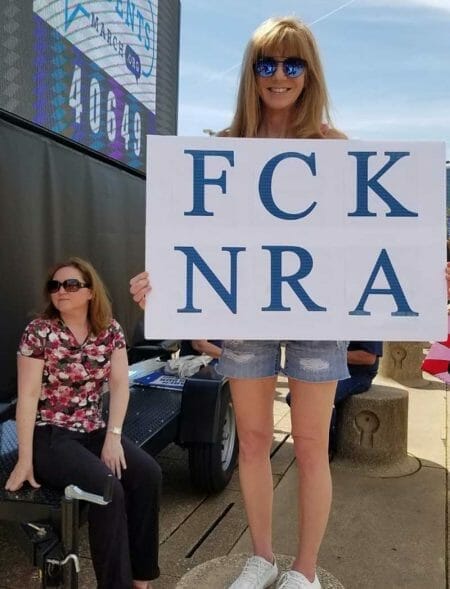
left=177, top=0, right=450, bottom=159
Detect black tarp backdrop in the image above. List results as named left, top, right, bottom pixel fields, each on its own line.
left=0, top=1, right=180, bottom=401
left=0, top=117, right=145, bottom=400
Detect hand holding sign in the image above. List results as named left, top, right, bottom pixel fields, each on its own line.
left=129, top=271, right=151, bottom=310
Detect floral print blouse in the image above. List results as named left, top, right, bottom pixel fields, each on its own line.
left=18, top=317, right=126, bottom=433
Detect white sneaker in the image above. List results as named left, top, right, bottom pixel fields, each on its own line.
left=276, top=570, right=321, bottom=589
left=229, top=555, right=278, bottom=589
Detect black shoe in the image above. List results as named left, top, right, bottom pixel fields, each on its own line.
left=286, top=392, right=291, bottom=406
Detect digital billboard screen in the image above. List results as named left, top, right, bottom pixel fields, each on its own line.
left=0, top=1, right=177, bottom=173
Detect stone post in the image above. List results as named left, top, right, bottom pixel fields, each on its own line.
left=378, top=341, right=429, bottom=388
left=334, top=384, right=420, bottom=477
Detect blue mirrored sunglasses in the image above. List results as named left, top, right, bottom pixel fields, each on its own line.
left=254, top=57, right=306, bottom=78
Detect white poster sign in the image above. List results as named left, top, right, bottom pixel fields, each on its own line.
left=145, top=136, right=447, bottom=341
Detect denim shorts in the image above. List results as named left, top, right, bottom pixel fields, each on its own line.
left=216, top=340, right=349, bottom=382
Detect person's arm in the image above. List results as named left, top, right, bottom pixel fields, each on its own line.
left=101, top=346, right=129, bottom=479
left=129, top=271, right=151, bottom=310
left=446, top=262, right=450, bottom=298
left=347, top=350, right=377, bottom=365
left=190, top=340, right=222, bottom=359
left=5, top=356, right=43, bottom=491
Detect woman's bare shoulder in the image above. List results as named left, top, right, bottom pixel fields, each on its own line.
left=216, top=128, right=231, bottom=137
left=321, top=124, right=348, bottom=139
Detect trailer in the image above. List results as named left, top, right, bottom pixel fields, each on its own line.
left=0, top=353, right=238, bottom=587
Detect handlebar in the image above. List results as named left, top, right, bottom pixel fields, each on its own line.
left=64, top=473, right=113, bottom=505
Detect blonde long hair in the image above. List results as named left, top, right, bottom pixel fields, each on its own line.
left=42, top=257, right=112, bottom=335
left=224, top=16, right=344, bottom=139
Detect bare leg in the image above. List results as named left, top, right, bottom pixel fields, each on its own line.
left=229, top=376, right=278, bottom=562
left=132, top=581, right=152, bottom=589
left=288, top=379, right=336, bottom=582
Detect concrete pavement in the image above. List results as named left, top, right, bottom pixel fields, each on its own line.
left=170, top=372, right=447, bottom=589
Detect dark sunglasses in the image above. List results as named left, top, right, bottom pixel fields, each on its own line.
left=254, top=57, right=306, bottom=78
left=47, top=279, right=91, bottom=293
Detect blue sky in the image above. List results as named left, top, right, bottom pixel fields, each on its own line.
left=177, top=0, right=450, bottom=160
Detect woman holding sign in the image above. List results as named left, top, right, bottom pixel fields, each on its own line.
left=217, top=17, right=348, bottom=589
left=131, top=16, right=348, bottom=589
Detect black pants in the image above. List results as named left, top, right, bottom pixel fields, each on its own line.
left=33, top=425, right=162, bottom=589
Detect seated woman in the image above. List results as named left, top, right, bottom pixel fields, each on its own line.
left=179, top=339, right=222, bottom=359
left=5, top=257, right=161, bottom=589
